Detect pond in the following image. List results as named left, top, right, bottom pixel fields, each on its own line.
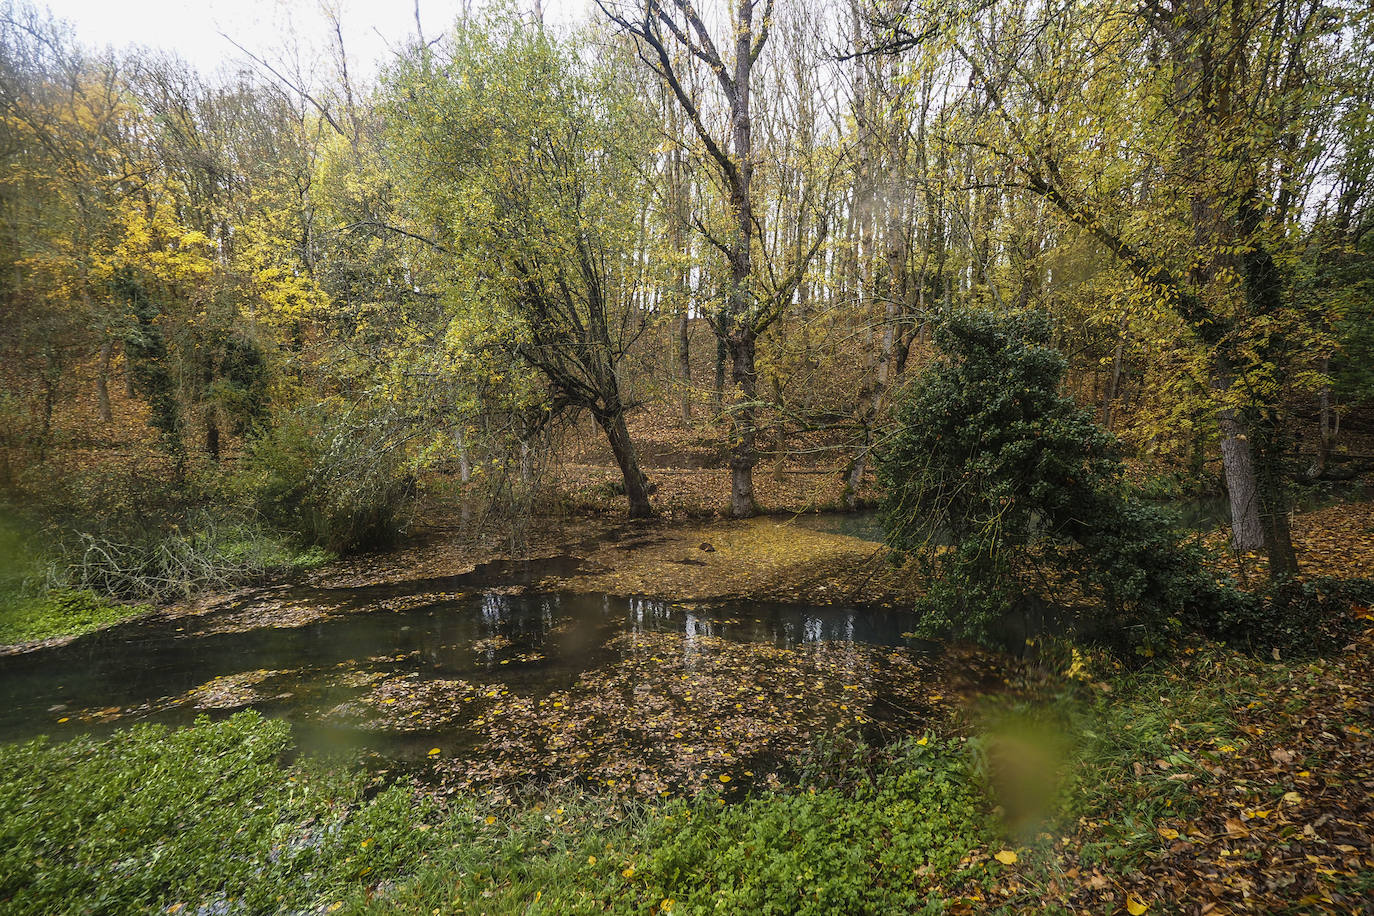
left=0, top=566, right=943, bottom=796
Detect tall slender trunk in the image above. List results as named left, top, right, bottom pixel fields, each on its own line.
left=1315, top=356, right=1334, bottom=476
left=519, top=438, right=533, bottom=490
left=455, top=425, right=472, bottom=484
left=677, top=307, right=692, bottom=421
left=1215, top=395, right=1266, bottom=553
left=124, top=343, right=135, bottom=398
left=727, top=333, right=757, bottom=518
left=1252, top=421, right=1299, bottom=575
left=713, top=333, right=727, bottom=413
left=1102, top=315, right=1126, bottom=429
left=96, top=337, right=113, bottom=423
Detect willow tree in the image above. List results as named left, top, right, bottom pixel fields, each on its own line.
left=381, top=13, right=659, bottom=517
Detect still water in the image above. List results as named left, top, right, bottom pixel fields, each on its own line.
left=0, top=575, right=929, bottom=784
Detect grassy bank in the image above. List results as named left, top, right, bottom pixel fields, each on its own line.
left=0, top=588, right=151, bottom=645
left=0, top=511, right=333, bottom=647
left=4, top=616, right=1370, bottom=914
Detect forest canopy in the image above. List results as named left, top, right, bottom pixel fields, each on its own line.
left=1, top=0, right=1371, bottom=611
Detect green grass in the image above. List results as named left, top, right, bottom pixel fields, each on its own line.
left=0, top=507, right=332, bottom=644
left=0, top=714, right=997, bottom=916
left=0, top=588, right=151, bottom=644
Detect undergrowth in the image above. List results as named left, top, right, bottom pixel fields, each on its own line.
left=0, top=714, right=997, bottom=916
left=0, top=509, right=330, bottom=644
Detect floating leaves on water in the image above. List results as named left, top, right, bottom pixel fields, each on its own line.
left=428, top=630, right=943, bottom=797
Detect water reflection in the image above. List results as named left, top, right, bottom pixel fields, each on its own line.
left=0, top=587, right=924, bottom=758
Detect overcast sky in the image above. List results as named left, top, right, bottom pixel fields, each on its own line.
left=41, top=0, right=591, bottom=79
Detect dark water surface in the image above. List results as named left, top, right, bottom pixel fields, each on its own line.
left=0, top=572, right=926, bottom=771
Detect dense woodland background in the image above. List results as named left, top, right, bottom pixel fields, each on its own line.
left=3, top=4, right=1374, bottom=912
left=2, top=0, right=1373, bottom=599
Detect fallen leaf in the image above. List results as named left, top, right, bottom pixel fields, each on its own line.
left=994, top=850, right=1018, bottom=865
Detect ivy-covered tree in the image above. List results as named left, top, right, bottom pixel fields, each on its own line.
left=878, top=311, right=1241, bottom=649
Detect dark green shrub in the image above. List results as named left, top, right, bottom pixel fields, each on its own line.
left=1210, top=576, right=1369, bottom=655
left=877, top=311, right=1244, bottom=651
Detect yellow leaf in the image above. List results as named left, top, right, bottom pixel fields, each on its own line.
left=1157, top=827, right=1179, bottom=840
left=1126, top=894, right=1150, bottom=915
left=622, top=866, right=635, bottom=878
left=427, top=748, right=441, bottom=756
left=719, top=774, right=731, bottom=783
left=661, top=900, right=675, bottom=912
left=916, top=736, right=929, bottom=746
left=588, top=855, right=597, bottom=865
left=485, top=816, right=496, bottom=825
left=994, top=850, right=1018, bottom=865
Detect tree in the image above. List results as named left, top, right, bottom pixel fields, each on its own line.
left=382, top=14, right=660, bottom=517
left=879, top=311, right=1241, bottom=648
left=600, top=0, right=826, bottom=517
left=862, top=0, right=1369, bottom=577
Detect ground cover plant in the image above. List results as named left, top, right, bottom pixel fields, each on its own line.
left=0, top=712, right=996, bottom=916
left=3, top=609, right=1370, bottom=915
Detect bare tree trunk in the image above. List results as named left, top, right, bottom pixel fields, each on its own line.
left=1314, top=357, right=1334, bottom=477
left=596, top=408, right=654, bottom=518
left=1102, top=315, right=1126, bottom=429
left=519, top=438, right=533, bottom=490
left=456, top=425, right=472, bottom=483
left=713, top=333, right=726, bottom=414
left=727, top=333, right=758, bottom=517
left=1217, top=404, right=1265, bottom=553
left=124, top=343, right=135, bottom=399
left=677, top=306, right=692, bottom=421
left=96, top=337, right=113, bottom=423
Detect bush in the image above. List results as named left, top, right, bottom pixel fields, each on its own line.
left=877, top=311, right=1244, bottom=651
left=238, top=400, right=416, bottom=553
left=57, top=514, right=329, bottom=603
left=1209, top=576, right=1370, bottom=655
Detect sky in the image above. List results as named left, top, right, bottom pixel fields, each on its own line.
left=41, top=0, right=592, bottom=80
